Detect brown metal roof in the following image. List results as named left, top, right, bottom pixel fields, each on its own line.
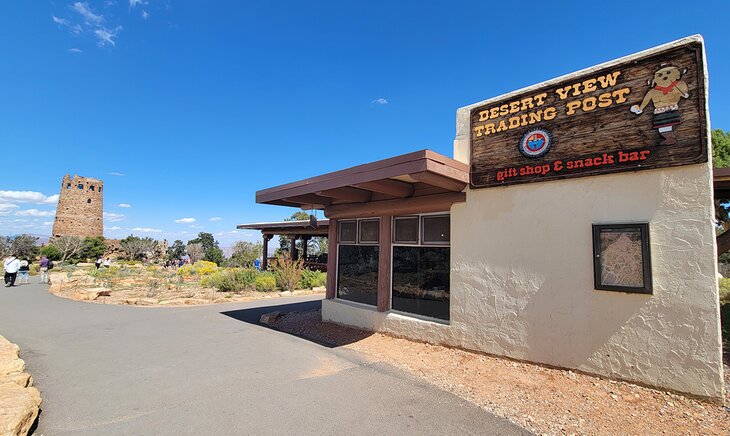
left=236, top=219, right=329, bottom=236
left=255, top=150, right=469, bottom=218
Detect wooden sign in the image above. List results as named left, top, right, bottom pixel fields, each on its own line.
left=470, top=37, right=708, bottom=188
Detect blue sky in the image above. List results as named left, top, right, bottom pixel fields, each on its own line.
left=1, top=1, right=729, bottom=245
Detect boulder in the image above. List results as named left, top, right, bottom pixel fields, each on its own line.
left=259, top=311, right=282, bottom=325
left=0, top=382, right=41, bottom=436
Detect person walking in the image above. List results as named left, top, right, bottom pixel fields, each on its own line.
left=95, top=257, right=102, bottom=269
left=3, top=255, right=20, bottom=287
left=103, top=258, right=111, bottom=268
left=18, top=259, right=30, bottom=285
left=39, top=256, right=50, bottom=284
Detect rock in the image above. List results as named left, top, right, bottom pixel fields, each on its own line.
left=260, top=311, right=282, bottom=325
left=278, top=291, right=292, bottom=296
left=0, top=336, right=41, bottom=436
left=0, top=382, right=41, bottom=436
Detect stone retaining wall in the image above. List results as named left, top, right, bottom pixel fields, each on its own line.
left=0, top=335, right=41, bottom=436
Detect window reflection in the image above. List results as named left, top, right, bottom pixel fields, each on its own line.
left=337, top=245, right=379, bottom=305
left=392, top=246, right=450, bottom=320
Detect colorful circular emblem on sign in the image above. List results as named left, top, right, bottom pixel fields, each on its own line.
left=519, top=128, right=552, bottom=158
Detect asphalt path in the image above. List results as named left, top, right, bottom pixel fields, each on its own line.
left=0, top=282, right=528, bottom=435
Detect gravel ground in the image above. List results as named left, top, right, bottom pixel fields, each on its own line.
left=272, top=309, right=730, bottom=436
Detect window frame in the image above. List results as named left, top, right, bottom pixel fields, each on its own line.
left=390, top=212, right=451, bottom=322
left=335, top=217, right=381, bottom=306
left=357, top=218, right=380, bottom=244
left=420, top=214, right=451, bottom=246
left=393, top=216, right=420, bottom=244
left=338, top=220, right=357, bottom=244
left=592, top=223, right=652, bottom=294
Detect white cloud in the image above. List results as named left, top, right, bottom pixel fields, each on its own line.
left=174, top=217, right=196, bottom=224
left=0, top=190, right=58, bottom=205
left=103, top=211, right=125, bottom=222
left=107, top=226, right=123, bottom=231
left=118, top=203, right=132, bottom=208
left=15, top=209, right=56, bottom=217
left=52, top=15, right=83, bottom=34
left=129, top=0, right=148, bottom=7
left=42, top=221, right=54, bottom=226
left=0, top=204, right=18, bottom=216
left=131, top=227, right=161, bottom=233
left=95, top=26, right=122, bottom=46
left=68, top=48, right=83, bottom=53
left=109, top=172, right=125, bottom=176
left=72, top=2, right=104, bottom=25
left=371, top=98, right=389, bottom=105
left=209, top=217, right=222, bottom=222
left=141, top=10, right=149, bottom=20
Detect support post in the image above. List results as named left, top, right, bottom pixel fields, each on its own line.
left=301, top=237, right=309, bottom=261
left=326, top=219, right=337, bottom=299
left=262, top=234, right=272, bottom=270
left=377, top=216, right=391, bottom=312
left=290, top=236, right=298, bottom=260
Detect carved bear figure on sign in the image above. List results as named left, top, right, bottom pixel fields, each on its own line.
left=630, top=65, right=689, bottom=145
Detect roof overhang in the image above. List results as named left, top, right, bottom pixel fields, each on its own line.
left=714, top=167, right=730, bottom=199
left=255, top=150, right=469, bottom=219
left=237, top=219, right=329, bottom=237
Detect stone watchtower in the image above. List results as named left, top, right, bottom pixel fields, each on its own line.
left=52, top=175, right=104, bottom=238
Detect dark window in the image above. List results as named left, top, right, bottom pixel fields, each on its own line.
left=394, top=217, right=419, bottom=244
left=66, top=183, right=71, bottom=190
left=87, top=199, right=91, bottom=204
left=99, top=187, right=102, bottom=193
left=422, top=215, right=450, bottom=244
left=337, top=245, right=378, bottom=305
left=90, top=185, right=95, bottom=191
left=592, top=223, right=652, bottom=294
left=359, top=219, right=379, bottom=244
left=339, top=221, right=357, bottom=243
left=77, top=184, right=83, bottom=190
left=392, top=246, right=450, bottom=320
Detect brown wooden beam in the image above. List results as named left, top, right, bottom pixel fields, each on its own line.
left=352, top=180, right=414, bottom=198
left=717, top=230, right=730, bottom=256
left=324, top=192, right=466, bottom=219
left=282, top=194, right=332, bottom=208
left=409, top=171, right=467, bottom=192
left=290, top=236, right=299, bottom=260
left=377, top=216, right=391, bottom=312
left=326, top=219, right=337, bottom=299
left=316, top=187, right=372, bottom=203
left=260, top=228, right=328, bottom=237
left=261, top=234, right=272, bottom=270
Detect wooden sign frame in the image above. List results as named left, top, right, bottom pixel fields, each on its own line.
left=469, top=36, right=708, bottom=189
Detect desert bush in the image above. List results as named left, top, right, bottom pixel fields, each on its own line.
left=254, top=273, right=276, bottom=292
left=201, top=268, right=258, bottom=292
left=271, top=255, right=303, bottom=292
left=40, top=244, right=63, bottom=261
left=177, top=260, right=219, bottom=277
left=29, top=264, right=40, bottom=276
left=299, top=269, right=326, bottom=289
left=720, top=278, right=730, bottom=305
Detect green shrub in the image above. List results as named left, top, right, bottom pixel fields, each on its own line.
left=39, top=244, right=62, bottom=261
left=254, top=273, right=276, bottom=292
left=271, top=255, right=304, bottom=292
left=201, top=268, right=258, bottom=292
left=720, top=278, right=730, bottom=305
left=299, top=269, right=326, bottom=289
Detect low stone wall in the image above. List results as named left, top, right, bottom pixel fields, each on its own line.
left=0, top=336, right=41, bottom=436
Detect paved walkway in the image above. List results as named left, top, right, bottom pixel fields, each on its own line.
left=0, top=283, right=527, bottom=435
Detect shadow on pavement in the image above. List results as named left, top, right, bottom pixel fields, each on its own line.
left=220, top=299, right=373, bottom=348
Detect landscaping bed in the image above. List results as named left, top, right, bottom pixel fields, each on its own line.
left=48, top=261, right=325, bottom=306
left=271, top=309, right=729, bottom=435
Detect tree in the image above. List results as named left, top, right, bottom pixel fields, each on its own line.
left=120, top=236, right=158, bottom=261
left=714, top=129, right=730, bottom=232
left=167, top=240, right=186, bottom=260
left=9, top=234, right=39, bottom=259
left=186, top=242, right=205, bottom=263
left=188, top=232, right=225, bottom=265
left=712, top=129, right=730, bottom=168
left=81, top=237, right=106, bottom=261
left=39, top=244, right=62, bottom=261
left=228, top=241, right=262, bottom=267
left=54, top=236, right=85, bottom=262
left=0, top=236, right=11, bottom=259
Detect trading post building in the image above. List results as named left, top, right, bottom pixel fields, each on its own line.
left=249, top=36, right=724, bottom=401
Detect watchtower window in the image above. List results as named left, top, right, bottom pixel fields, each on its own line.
left=66, top=183, right=71, bottom=189
left=77, top=184, right=83, bottom=190
left=99, top=187, right=102, bottom=193
left=90, top=185, right=95, bottom=191
left=87, top=199, right=92, bottom=204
